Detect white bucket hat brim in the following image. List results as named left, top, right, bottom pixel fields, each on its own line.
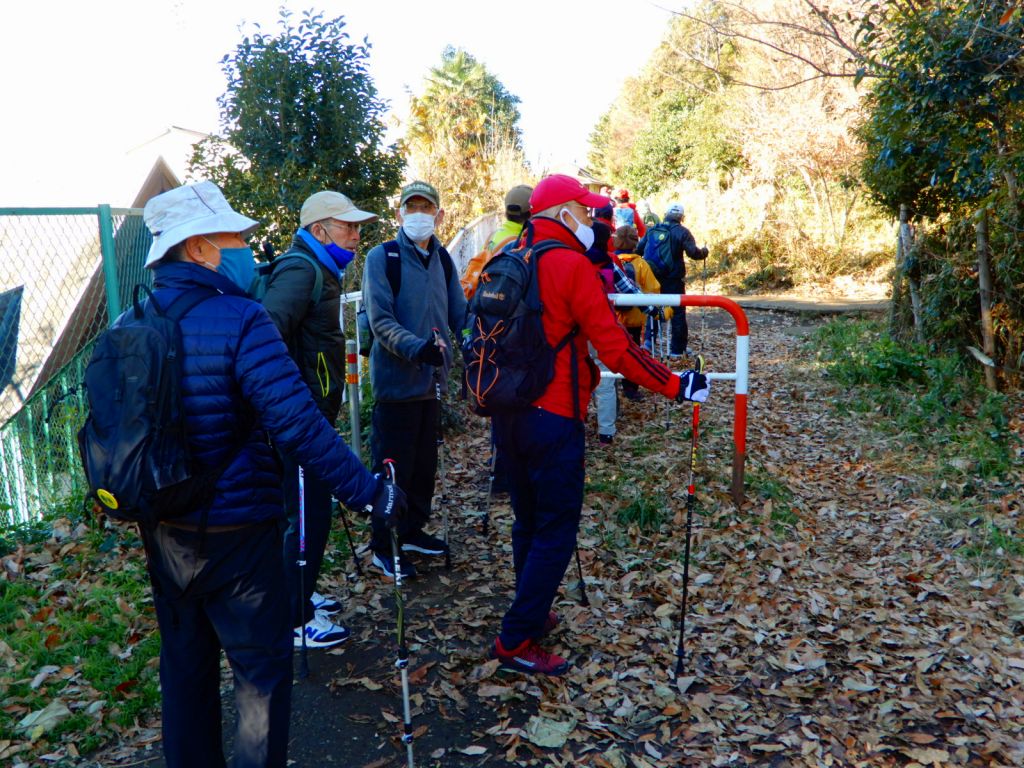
left=144, top=181, right=260, bottom=268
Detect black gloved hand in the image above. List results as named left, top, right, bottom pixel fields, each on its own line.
left=415, top=338, right=445, bottom=367
left=364, top=475, right=408, bottom=529
left=676, top=369, right=710, bottom=403
left=699, top=246, right=709, bottom=260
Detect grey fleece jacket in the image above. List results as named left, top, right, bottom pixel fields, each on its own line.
left=361, top=228, right=467, bottom=402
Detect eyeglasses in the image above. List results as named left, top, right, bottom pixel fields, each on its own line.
left=323, top=219, right=361, bottom=234
left=403, top=200, right=437, bottom=215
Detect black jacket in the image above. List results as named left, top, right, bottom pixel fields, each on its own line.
left=637, top=220, right=706, bottom=283
left=261, top=235, right=345, bottom=422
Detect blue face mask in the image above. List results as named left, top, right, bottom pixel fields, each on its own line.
left=217, top=247, right=256, bottom=292
left=324, top=242, right=355, bottom=271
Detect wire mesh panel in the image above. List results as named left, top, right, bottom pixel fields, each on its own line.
left=0, top=208, right=149, bottom=526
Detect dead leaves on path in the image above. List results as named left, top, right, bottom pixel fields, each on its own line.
left=332, top=310, right=1023, bottom=766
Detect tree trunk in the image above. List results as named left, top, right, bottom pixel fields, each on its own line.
left=897, top=206, right=925, bottom=344
left=888, top=205, right=906, bottom=336
left=976, top=210, right=998, bottom=391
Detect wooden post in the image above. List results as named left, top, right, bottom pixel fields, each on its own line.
left=976, top=210, right=998, bottom=391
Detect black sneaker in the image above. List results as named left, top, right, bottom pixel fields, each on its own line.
left=401, top=530, right=448, bottom=556
left=371, top=551, right=418, bottom=580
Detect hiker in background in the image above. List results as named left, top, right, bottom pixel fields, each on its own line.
left=612, top=188, right=646, bottom=239
left=460, top=184, right=533, bottom=496
left=639, top=199, right=660, bottom=230
left=261, top=190, right=379, bottom=651
left=362, top=180, right=467, bottom=579
left=637, top=202, right=708, bottom=357
left=591, top=204, right=617, bottom=256
left=461, top=184, right=533, bottom=299
left=488, top=175, right=709, bottom=676
left=584, top=219, right=619, bottom=446
left=139, top=182, right=406, bottom=768
left=613, top=225, right=670, bottom=401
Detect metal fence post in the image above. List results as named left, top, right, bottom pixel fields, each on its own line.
left=345, top=339, right=361, bottom=463
left=97, top=204, right=121, bottom=321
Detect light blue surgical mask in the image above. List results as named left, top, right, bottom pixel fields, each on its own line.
left=202, top=237, right=256, bottom=292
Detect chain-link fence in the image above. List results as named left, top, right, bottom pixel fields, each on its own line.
left=0, top=206, right=502, bottom=528
left=0, top=207, right=150, bottom=526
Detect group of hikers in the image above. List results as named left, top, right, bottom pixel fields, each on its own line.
left=109, top=174, right=711, bottom=767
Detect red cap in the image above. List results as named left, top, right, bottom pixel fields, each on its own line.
left=530, top=174, right=611, bottom=213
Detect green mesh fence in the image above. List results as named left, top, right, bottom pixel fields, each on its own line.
left=0, top=207, right=151, bottom=526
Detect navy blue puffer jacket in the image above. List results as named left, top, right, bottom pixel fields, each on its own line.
left=148, top=262, right=377, bottom=526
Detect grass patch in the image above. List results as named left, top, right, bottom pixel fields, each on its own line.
left=808, top=316, right=1020, bottom=565
left=0, top=497, right=161, bottom=762
left=615, top=489, right=668, bottom=532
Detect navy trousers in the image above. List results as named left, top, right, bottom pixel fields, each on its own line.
left=147, top=521, right=292, bottom=768
left=281, top=454, right=333, bottom=627
left=492, top=407, right=585, bottom=648
left=369, top=398, right=439, bottom=552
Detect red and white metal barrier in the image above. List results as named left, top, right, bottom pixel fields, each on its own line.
left=607, top=293, right=749, bottom=504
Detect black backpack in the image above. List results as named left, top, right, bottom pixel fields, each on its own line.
left=249, top=251, right=325, bottom=307
left=77, top=285, right=243, bottom=529
left=462, top=227, right=578, bottom=416
left=356, top=240, right=454, bottom=356
left=643, top=223, right=675, bottom=278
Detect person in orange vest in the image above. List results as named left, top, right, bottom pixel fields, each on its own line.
left=461, top=185, right=533, bottom=299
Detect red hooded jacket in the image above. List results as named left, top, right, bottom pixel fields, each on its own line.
left=529, top=217, right=681, bottom=419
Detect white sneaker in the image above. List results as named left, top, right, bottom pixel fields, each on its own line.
left=311, top=591, right=341, bottom=615
left=294, top=610, right=350, bottom=649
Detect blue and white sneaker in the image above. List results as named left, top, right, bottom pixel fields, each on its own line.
left=311, top=591, right=341, bottom=615
left=371, top=551, right=418, bottom=580
left=294, top=610, right=350, bottom=649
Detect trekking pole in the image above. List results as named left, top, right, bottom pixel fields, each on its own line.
left=675, top=354, right=705, bottom=678
left=661, top=314, right=671, bottom=431
left=481, top=439, right=496, bottom=536
left=383, top=459, right=415, bottom=768
left=336, top=501, right=364, bottom=578
left=574, top=545, right=590, bottom=607
left=432, top=328, right=452, bottom=569
left=298, top=466, right=309, bottom=679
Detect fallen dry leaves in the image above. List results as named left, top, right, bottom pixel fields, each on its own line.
left=6, top=308, right=1023, bottom=767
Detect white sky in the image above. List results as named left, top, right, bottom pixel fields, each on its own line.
left=1, top=0, right=678, bottom=206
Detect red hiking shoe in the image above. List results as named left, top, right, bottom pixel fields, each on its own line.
left=491, top=637, right=571, bottom=676
left=542, top=611, right=560, bottom=637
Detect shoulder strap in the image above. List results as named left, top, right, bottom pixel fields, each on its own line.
left=438, top=245, right=454, bottom=286
left=382, top=240, right=402, bottom=297
left=275, top=251, right=325, bottom=305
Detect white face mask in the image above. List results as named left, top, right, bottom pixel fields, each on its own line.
left=402, top=211, right=436, bottom=243
left=559, top=207, right=595, bottom=251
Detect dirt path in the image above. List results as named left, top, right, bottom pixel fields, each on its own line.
left=91, top=305, right=1023, bottom=768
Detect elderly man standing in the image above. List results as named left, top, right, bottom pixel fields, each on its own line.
left=486, top=175, right=709, bottom=676
left=137, top=181, right=405, bottom=767
left=362, top=181, right=467, bottom=579
left=261, top=190, right=379, bottom=650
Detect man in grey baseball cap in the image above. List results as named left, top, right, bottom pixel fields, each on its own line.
left=261, top=189, right=379, bottom=651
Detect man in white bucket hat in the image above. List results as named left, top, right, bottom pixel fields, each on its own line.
left=139, top=181, right=406, bottom=768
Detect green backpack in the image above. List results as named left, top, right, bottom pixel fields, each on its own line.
left=643, top=223, right=674, bottom=278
